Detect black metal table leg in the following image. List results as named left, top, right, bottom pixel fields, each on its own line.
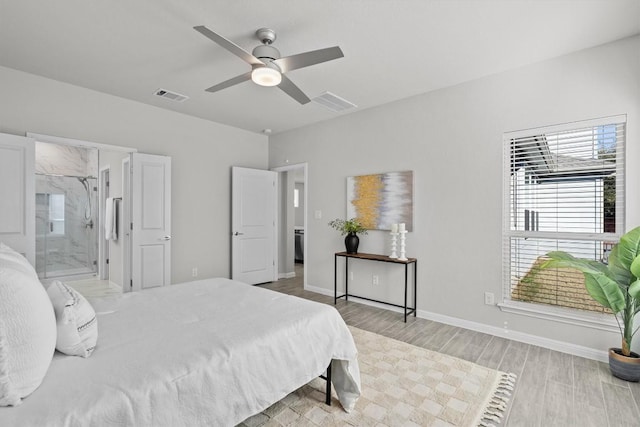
left=404, top=263, right=408, bottom=322
left=345, top=257, right=349, bottom=301
left=334, top=254, right=337, bottom=304
left=414, top=260, right=417, bottom=318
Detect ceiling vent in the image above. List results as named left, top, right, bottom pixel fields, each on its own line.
left=311, top=91, right=357, bottom=112
left=153, top=88, right=189, bottom=103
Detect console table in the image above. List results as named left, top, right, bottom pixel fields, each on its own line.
left=334, top=252, right=417, bottom=322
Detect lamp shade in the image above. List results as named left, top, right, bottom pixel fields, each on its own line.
left=251, top=66, right=282, bottom=87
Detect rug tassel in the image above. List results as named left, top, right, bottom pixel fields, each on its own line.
left=485, top=410, right=503, bottom=418
left=488, top=400, right=507, bottom=411
left=495, top=387, right=512, bottom=396
left=477, top=372, right=518, bottom=426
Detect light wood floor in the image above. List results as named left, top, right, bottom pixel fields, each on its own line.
left=65, top=277, right=122, bottom=298
left=262, top=265, right=640, bottom=427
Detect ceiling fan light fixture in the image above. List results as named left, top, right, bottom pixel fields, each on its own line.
left=251, top=66, right=281, bottom=87
left=194, top=25, right=343, bottom=104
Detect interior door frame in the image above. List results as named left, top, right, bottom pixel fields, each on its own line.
left=122, top=157, right=131, bottom=292
left=271, top=162, right=308, bottom=289
left=98, top=165, right=110, bottom=280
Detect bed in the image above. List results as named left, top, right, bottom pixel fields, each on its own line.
left=0, top=277, right=361, bottom=426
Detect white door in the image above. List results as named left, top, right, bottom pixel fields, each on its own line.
left=0, top=133, right=35, bottom=263
left=232, top=167, right=277, bottom=284
left=130, top=153, right=171, bottom=291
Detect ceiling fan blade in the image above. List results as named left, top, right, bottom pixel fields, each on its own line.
left=205, top=71, right=252, bottom=93
left=278, top=75, right=311, bottom=104
left=273, top=46, right=344, bottom=73
left=194, top=26, right=263, bottom=66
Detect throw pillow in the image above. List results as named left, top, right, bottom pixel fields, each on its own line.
left=47, top=281, right=98, bottom=357
left=0, top=243, right=56, bottom=406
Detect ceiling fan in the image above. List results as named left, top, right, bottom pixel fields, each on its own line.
left=194, top=25, right=344, bottom=104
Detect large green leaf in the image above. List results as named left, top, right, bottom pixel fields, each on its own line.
left=583, top=272, right=626, bottom=313
left=631, top=255, right=640, bottom=279
left=608, top=227, right=640, bottom=287
left=542, top=252, right=625, bottom=312
left=608, top=244, right=633, bottom=287
left=542, top=252, right=606, bottom=275
left=620, top=227, right=640, bottom=261
left=629, top=278, right=640, bottom=301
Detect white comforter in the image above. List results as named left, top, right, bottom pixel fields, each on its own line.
left=0, top=278, right=361, bottom=426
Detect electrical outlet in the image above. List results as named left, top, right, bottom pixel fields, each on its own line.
left=484, top=292, right=495, bottom=305
left=372, top=275, right=379, bottom=285
left=192, top=267, right=198, bottom=277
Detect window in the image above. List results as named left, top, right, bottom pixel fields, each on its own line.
left=502, top=116, right=625, bottom=319
left=49, top=193, right=65, bottom=235
left=294, top=188, right=299, bottom=208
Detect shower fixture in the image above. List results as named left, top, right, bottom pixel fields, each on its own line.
left=77, top=177, right=94, bottom=229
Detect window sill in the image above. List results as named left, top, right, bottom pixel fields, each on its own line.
left=498, top=300, right=619, bottom=333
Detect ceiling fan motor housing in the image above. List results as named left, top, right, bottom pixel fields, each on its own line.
left=252, top=44, right=280, bottom=62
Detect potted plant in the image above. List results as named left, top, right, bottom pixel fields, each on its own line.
left=539, top=226, right=640, bottom=381
left=328, top=218, right=368, bottom=254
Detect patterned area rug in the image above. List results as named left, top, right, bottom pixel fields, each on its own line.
left=240, top=326, right=516, bottom=427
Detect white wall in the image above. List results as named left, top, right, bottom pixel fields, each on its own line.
left=269, top=35, right=640, bottom=354
left=0, top=65, right=268, bottom=284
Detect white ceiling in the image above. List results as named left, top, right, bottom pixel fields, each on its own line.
left=1, top=0, right=638, bottom=135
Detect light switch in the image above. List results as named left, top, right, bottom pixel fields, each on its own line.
left=314, top=210, right=322, bottom=220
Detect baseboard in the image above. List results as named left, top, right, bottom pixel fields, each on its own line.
left=278, top=271, right=296, bottom=279
left=109, top=281, right=123, bottom=292
left=305, top=284, right=331, bottom=296
left=416, top=309, right=609, bottom=363
left=305, top=284, right=608, bottom=363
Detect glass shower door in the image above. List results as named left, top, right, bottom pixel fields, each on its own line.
left=35, top=175, right=98, bottom=279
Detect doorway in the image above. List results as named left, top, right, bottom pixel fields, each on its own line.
left=272, top=163, right=307, bottom=288
left=3, top=132, right=171, bottom=296
left=27, top=132, right=135, bottom=293
left=34, top=142, right=99, bottom=281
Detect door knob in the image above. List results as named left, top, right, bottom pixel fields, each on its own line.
left=159, top=235, right=172, bottom=241
left=234, top=232, right=244, bottom=236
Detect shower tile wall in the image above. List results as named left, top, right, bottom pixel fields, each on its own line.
left=35, top=141, right=98, bottom=176
left=35, top=142, right=98, bottom=279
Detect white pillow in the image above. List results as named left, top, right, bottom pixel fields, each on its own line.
left=47, top=281, right=98, bottom=358
left=0, top=243, right=56, bottom=407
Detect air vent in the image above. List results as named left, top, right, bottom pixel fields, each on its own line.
left=311, top=91, right=357, bottom=112
left=153, top=88, right=189, bottom=103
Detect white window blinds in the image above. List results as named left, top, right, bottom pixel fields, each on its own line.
left=502, top=116, right=625, bottom=313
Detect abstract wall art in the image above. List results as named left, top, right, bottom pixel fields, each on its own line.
left=347, top=170, right=413, bottom=231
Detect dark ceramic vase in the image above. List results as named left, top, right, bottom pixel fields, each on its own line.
left=609, top=348, right=640, bottom=382
left=344, top=232, right=359, bottom=254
